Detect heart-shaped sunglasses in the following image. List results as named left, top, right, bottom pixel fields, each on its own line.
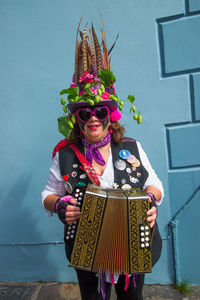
left=76, top=106, right=110, bottom=123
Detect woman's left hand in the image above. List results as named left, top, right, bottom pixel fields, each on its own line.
left=147, top=206, right=157, bottom=228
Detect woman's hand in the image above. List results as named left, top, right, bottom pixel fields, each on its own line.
left=146, top=205, right=157, bottom=228
left=65, top=198, right=81, bottom=224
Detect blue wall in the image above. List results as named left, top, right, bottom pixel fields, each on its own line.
left=0, top=0, right=199, bottom=284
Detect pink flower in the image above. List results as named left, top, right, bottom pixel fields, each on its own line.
left=79, top=72, right=94, bottom=83
left=70, top=83, right=76, bottom=87
left=110, top=110, right=122, bottom=122
left=91, top=88, right=98, bottom=95
left=79, top=91, right=85, bottom=96
left=100, top=92, right=110, bottom=100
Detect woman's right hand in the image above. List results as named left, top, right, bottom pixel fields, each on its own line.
left=65, top=197, right=81, bottom=224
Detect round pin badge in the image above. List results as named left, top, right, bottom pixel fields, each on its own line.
left=80, top=173, right=87, bottom=179
left=131, top=159, right=141, bottom=168
left=121, top=184, right=131, bottom=190
left=71, top=171, right=77, bottom=177
left=114, top=159, right=126, bottom=171
left=127, top=155, right=137, bottom=164
left=119, top=150, right=131, bottom=160
left=64, top=181, right=73, bottom=194
left=126, top=167, right=132, bottom=174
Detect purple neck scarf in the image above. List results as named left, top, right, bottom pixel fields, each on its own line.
left=82, top=133, right=111, bottom=166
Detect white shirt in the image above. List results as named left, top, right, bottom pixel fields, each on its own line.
left=41, top=141, right=164, bottom=216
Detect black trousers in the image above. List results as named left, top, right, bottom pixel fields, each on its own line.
left=76, top=269, right=144, bottom=300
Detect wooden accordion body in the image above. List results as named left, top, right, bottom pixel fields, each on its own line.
left=70, top=184, right=153, bottom=274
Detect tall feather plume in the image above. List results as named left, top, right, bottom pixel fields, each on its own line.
left=100, top=14, right=110, bottom=70
left=78, top=41, right=83, bottom=84
left=108, top=33, right=119, bottom=56
left=75, top=16, right=83, bottom=86
left=89, top=29, right=97, bottom=73
left=101, top=29, right=109, bottom=70
left=92, top=24, right=103, bottom=73
left=82, top=24, right=88, bottom=73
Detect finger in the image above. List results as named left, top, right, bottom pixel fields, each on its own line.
left=66, top=214, right=81, bottom=224
left=147, top=206, right=157, bottom=216
left=66, top=205, right=80, bottom=212
left=68, top=197, right=78, bottom=205
left=66, top=210, right=81, bottom=218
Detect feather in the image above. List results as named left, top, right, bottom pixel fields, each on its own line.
left=101, top=29, right=109, bottom=70
left=75, top=16, right=83, bottom=86
left=82, top=24, right=88, bottom=73
left=89, top=29, right=97, bottom=72
left=108, top=33, right=119, bottom=56
left=92, top=24, right=103, bottom=72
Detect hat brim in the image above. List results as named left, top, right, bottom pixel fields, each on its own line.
left=68, top=99, right=118, bottom=113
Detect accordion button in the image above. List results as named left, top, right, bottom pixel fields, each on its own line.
left=68, top=226, right=71, bottom=230
left=70, top=235, right=74, bottom=239
left=75, top=193, right=78, bottom=197
left=146, top=237, right=149, bottom=241
left=66, top=236, right=69, bottom=240
left=78, top=202, right=81, bottom=205
left=145, top=232, right=149, bottom=236
left=145, top=226, right=149, bottom=230
left=146, top=243, right=150, bottom=247
left=140, top=226, right=144, bottom=231
left=80, top=192, right=83, bottom=196
left=73, top=221, right=77, bottom=224
left=141, top=232, right=144, bottom=236
left=78, top=197, right=82, bottom=200
left=76, top=189, right=80, bottom=192
left=141, top=238, right=145, bottom=242
left=141, top=243, right=145, bottom=248
left=72, top=225, right=76, bottom=229
left=71, top=230, right=75, bottom=234
left=67, top=231, right=70, bottom=235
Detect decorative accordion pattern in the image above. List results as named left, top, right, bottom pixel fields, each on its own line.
left=70, top=184, right=152, bottom=274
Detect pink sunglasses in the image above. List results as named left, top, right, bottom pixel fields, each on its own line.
left=76, top=106, right=110, bottom=123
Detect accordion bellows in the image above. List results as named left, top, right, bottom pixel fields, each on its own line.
left=70, top=185, right=152, bottom=274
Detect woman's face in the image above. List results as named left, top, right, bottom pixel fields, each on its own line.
left=83, top=115, right=110, bottom=143
left=76, top=106, right=111, bottom=143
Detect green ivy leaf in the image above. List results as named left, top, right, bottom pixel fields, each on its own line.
left=127, top=94, right=135, bottom=104
left=58, top=117, right=72, bottom=139
left=60, top=87, right=79, bottom=96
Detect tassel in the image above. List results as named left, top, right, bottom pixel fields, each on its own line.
left=124, top=272, right=130, bottom=291
left=133, top=275, right=137, bottom=288
left=110, top=273, right=115, bottom=285
left=101, top=273, right=106, bottom=300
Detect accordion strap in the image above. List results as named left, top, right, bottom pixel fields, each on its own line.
left=68, top=144, right=101, bottom=186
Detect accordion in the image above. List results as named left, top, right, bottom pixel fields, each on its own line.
left=70, top=184, right=153, bottom=274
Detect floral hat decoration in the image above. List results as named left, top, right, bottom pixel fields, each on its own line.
left=58, top=16, right=142, bottom=139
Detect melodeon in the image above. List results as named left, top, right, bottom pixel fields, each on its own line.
left=70, top=184, right=153, bottom=274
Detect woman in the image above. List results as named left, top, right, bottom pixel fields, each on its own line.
left=42, top=18, right=164, bottom=300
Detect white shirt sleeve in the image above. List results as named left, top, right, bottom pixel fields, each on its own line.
left=137, top=141, right=164, bottom=205
left=41, top=152, right=66, bottom=216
